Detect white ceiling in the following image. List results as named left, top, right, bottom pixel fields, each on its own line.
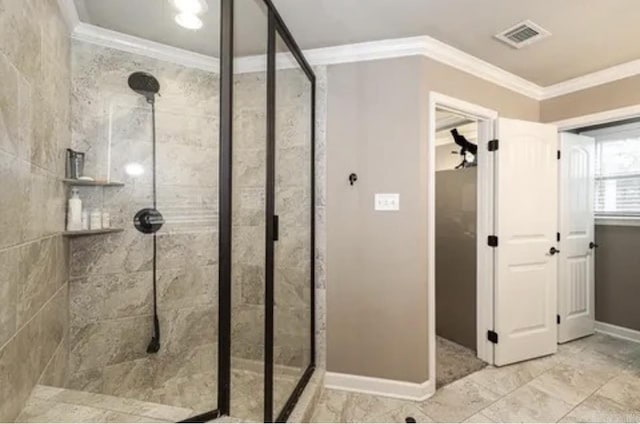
left=74, top=0, right=640, bottom=86
left=73, top=0, right=222, bottom=56
left=436, top=110, right=474, bottom=132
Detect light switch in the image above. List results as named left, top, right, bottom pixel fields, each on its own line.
left=374, top=193, right=400, bottom=211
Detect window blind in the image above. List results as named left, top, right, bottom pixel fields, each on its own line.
left=592, top=126, right=640, bottom=216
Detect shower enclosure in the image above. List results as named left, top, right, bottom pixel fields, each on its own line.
left=1, top=0, right=314, bottom=422
left=224, top=0, right=316, bottom=421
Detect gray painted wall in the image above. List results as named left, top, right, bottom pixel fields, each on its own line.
left=326, top=55, right=539, bottom=384
left=435, top=168, right=477, bottom=351
left=326, top=57, right=429, bottom=383
left=595, top=225, right=640, bottom=332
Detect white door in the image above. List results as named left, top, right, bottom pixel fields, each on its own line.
left=494, top=118, right=559, bottom=366
left=558, top=133, right=596, bottom=343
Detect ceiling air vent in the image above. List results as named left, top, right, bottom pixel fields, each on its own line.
left=495, top=20, right=551, bottom=49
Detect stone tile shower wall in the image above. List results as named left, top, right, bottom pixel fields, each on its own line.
left=0, top=0, right=71, bottom=421
left=67, top=41, right=219, bottom=407
left=231, top=69, right=313, bottom=370
left=313, top=66, right=328, bottom=371
left=65, top=40, right=324, bottom=410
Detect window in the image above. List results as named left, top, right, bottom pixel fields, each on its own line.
left=585, top=123, right=640, bottom=217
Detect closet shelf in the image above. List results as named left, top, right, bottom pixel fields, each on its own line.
left=63, top=179, right=125, bottom=187
left=63, top=228, right=124, bottom=237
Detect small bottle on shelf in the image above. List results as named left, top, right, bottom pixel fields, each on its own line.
left=67, top=188, right=82, bottom=231
left=90, top=209, right=102, bottom=230
left=81, top=210, right=89, bottom=230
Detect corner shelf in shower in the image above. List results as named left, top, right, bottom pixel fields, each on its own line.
left=63, top=228, right=124, bottom=237
left=62, top=179, right=125, bottom=187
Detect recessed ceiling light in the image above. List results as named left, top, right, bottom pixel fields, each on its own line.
left=171, top=0, right=208, bottom=15
left=175, top=13, right=203, bottom=30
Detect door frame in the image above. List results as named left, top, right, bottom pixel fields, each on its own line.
left=427, top=92, right=498, bottom=383
left=552, top=104, right=640, bottom=345
left=552, top=104, right=640, bottom=132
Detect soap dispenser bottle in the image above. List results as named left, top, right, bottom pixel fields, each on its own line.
left=67, top=188, right=82, bottom=231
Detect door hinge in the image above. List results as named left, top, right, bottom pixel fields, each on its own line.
left=487, top=330, right=499, bottom=344
left=557, top=150, right=561, bottom=160
left=557, top=232, right=560, bottom=242
left=488, top=139, right=499, bottom=152
left=488, top=235, right=498, bottom=247
left=557, top=314, right=561, bottom=325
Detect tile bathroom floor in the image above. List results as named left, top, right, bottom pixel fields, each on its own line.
left=310, top=334, right=640, bottom=423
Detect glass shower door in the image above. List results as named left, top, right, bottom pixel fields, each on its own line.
left=224, top=2, right=315, bottom=421
left=229, top=0, right=268, bottom=421
left=271, top=30, right=314, bottom=420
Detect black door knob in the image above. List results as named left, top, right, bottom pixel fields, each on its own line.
left=549, top=247, right=560, bottom=255
left=589, top=242, right=599, bottom=249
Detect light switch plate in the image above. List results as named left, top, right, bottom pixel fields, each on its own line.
left=375, top=193, right=400, bottom=211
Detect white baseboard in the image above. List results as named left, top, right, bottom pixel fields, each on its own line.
left=595, top=321, right=640, bottom=344
left=324, top=372, right=435, bottom=401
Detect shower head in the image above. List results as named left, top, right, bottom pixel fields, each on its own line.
left=128, top=72, right=160, bottom=103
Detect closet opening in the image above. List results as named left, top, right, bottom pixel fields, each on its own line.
left=434, top=108, right=487, bottom=388
left=556, top=116, right=640, bottom=345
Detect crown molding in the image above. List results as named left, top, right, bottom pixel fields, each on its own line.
left=72, top=23, right=220, bottom=73
left=237, top=35, right=546, bottom=99
left=235, top=37, right=428, bottom=73
left=65, top=14, right=640, bottom=101
left=307, top=36, right=429, bottom=66
left=235, top=37, right=431, bottom=73
left=304, top=37, right=640, bottom=101
left=416, top=36, right=546, bottom=100
left=542, top=58, right=640, bottom=100
left=56, top=0, right=80, bottom=32
left=305, top=36, right=545, bottom=100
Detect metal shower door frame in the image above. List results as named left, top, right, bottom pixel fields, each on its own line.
left=265, top=4, right=317, bottom=422
left=217, top=0, right=317, bottom=422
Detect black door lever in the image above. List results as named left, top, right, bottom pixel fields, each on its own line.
left=549, top=247, right=560, bottom=255
left=589, top=242, right=599, bottom=249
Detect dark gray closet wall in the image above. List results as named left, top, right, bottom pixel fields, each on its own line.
left=435, top=168, right=477, bottom=350
left=595, top=225, right=640, bottom=332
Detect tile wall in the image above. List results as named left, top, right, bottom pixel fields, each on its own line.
left=0, top=0, right=71, bottom=421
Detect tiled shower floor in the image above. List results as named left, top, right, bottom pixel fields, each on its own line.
left=18, top=366, right=298, bottom=423
left=99, top=368, right=218, bottom=413
left=17, top=385, right=193, bottom=423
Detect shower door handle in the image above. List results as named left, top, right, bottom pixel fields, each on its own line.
left=273, top=215, right=279, bottom=241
